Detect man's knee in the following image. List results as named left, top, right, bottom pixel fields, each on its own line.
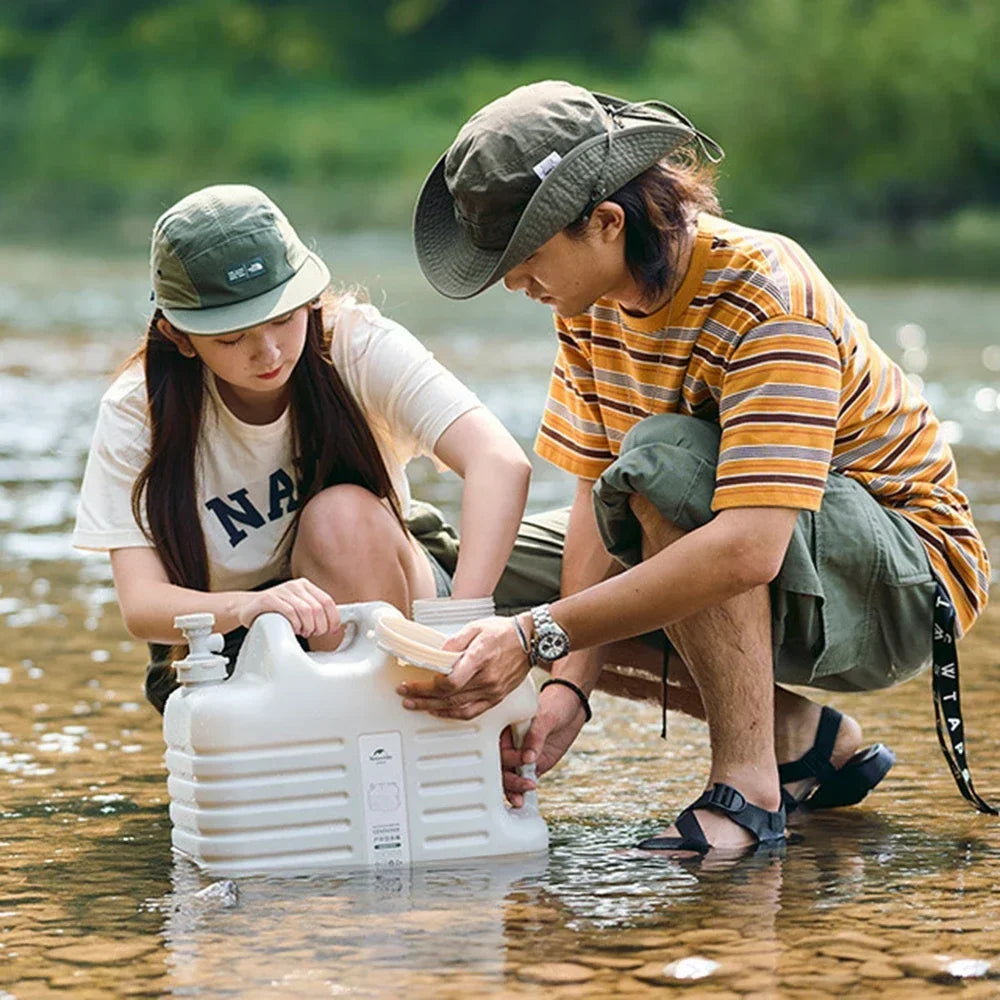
left=594, top=414, right=720, bottom=566
left=628, top=492, right=686, bottom=552
left=620, top=412, right=721, bottom=460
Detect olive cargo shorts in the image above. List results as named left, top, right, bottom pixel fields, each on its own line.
left=592, top=413, right=937, bottom=692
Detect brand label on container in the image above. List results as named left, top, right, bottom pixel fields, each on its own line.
left=358, top=731, right=411, bottom=866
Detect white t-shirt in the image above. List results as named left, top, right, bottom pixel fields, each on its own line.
left=72, top=297, right=480, bottom=591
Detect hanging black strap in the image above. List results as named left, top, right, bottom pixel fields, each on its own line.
left=660, top=642, right=669, bottom=740
left=932, top=581, right=998, bottom=815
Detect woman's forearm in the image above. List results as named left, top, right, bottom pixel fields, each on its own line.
left=450, top=451, right=530, bottom=597
left=117, top=581, right=254, bottom=643
left=109, top=546, right=255, bottom=642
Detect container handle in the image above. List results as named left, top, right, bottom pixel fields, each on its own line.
left=333, top=606, right=361, bottom=652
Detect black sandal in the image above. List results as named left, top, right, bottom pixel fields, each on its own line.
left=636, top=782, right=786, bottom=854
left=779, top=705, right=895, bottom=813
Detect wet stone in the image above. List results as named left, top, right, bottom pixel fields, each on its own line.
left=193, top=879, right=239, bottom=907
left=47, top=937, right=158, bottom=965
left=736, top=973, right=780, bottom=993
left=960, top=984, right=1000, bottom=1000
left=818, top=943, right=888, bottom=963
left=935, top=920, right=977, bottom=932
left=632, top=957, right=725, bottom=985
left=897, top=954, right=994, bottom=982
left=592, top=933, right=676, bottom=952
left=515, top=962, right=597, bottom=985
left=677, top=928, right=742, bottom=946
left=781, top=972, right=858, bottom=990
left=858, top=961, right=904, bottom=980
left=877, top=917, right=922, bottom=929
left=924, top=907, right=972, bottom=920
left=577, top=954, right=646, bottom=970
left=830, top=930, right=891, bottom=948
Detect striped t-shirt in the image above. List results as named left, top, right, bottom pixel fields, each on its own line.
left=535, top=214, right=989, bottom=636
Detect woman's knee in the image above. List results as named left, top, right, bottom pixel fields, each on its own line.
left=295, top=484, right=398, bottom=557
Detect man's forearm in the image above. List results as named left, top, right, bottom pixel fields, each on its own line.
left=551, top=506, right=799, bottom=651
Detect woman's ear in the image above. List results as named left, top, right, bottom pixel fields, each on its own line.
left=156, top=317, right=197, bottom=358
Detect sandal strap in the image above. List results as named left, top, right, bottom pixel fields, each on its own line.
left=673, top=803, right=710, bottom=852
left=689, top=782, right=786, bottom=843
left=777, top=705, right=842, bottom=784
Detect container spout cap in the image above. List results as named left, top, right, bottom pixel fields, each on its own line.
left=173, top=613, right=228, bottom=685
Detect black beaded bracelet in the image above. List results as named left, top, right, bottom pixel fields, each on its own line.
left=539, top=677, right=593, bottom=723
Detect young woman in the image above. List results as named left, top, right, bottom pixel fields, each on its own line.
left=73, top=183, right=532, bottom=712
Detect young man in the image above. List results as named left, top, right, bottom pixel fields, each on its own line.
left=406, top=80, right=992, bottom=853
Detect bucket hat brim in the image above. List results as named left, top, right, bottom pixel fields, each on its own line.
left=162, top=251, right=331, bottom=335
left=414, top=94, right=699, bottom=300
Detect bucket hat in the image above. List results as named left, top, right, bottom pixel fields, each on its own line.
left=414, top=80, right=722, bottom=300
left=151, top=184, right=331, bottom=335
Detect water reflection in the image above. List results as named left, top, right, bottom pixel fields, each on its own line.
left=154, top=854, right=548, bottom=995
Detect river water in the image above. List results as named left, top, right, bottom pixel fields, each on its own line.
left=1, top=236, right=999, bottom=998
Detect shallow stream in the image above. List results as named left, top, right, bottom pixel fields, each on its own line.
left=2, top=237, right=999, bottom=998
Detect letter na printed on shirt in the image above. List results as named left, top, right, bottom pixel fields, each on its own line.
left=205, top=468, right=300, bottom=548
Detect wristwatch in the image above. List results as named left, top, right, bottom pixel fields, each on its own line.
left=529, top=604, right=571, bottom=664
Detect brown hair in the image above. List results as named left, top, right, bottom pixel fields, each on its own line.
left=567, top=150, right=720, bottom=307
left=125, top=294, right=404, bottom=591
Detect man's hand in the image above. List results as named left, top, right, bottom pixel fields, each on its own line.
left=500, top=682, right=589, bottom=806
left=396, top=616, right=531, bottom=720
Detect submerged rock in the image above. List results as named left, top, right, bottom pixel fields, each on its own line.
left=193, top=879, right=240, bottom=907
left=515, top=962, right=596, bottom=984
left=898, top=954, right=993, bottom=981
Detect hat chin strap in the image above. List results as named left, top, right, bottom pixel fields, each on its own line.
left=581, top=119, right=616, bottom=220
left=611, top=99, right=726, bottom=164
left=581, top=97, right=726, bottom=221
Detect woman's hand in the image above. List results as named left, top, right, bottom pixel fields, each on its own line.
left=396, top=616, right=531, bottom=720
left=500, top=682, right=589, bottom=806
left=237, top=577, right=340, bottom=640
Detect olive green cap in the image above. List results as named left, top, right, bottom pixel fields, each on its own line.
left=151, top=184, right=330, bottom=335
left=413, top=80, right=722, bottom=300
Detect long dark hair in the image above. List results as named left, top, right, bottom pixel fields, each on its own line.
left=127, top=294, right=404, bottom=590
left=567, top=149, right=720, bottom=306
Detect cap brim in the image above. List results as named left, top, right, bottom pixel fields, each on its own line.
left=414, top=117, right=694, bottom=300
left=162, top=252, right=331, bottom=335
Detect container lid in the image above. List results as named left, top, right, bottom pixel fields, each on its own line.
left=374, top=614, right=461, bottom=674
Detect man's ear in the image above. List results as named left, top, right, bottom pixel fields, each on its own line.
left=156, top=317, right=197, bottom=358
left=592, top=201, right=626, bottom=243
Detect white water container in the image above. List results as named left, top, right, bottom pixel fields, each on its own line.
left=163, top=601, right=548, bottom=876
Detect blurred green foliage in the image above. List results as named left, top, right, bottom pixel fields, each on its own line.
left=1, top=0, right=998, bottom=264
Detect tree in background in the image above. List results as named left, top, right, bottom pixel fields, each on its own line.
left=1, top=0, right=998, bottom=253
left=651, top=0, right=1000, bottom=240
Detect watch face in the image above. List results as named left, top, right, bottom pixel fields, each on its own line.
left=537, top=627, right=569, bottom=661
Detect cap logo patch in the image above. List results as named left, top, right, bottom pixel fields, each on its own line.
left=532, top=151, right=562, bottom=181
left=226, top=257, right=267, bottom=285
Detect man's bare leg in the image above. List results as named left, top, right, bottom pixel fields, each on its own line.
left=629, top=494, right=863, bottom=849
left=574, top=602, right=864, bottom=812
